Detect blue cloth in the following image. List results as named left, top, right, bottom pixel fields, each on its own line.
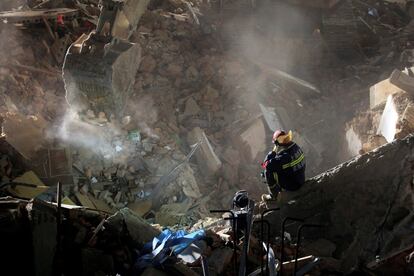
left=135, top=228, right=205, bottom=270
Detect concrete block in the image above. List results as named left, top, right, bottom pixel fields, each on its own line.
left=187, top=127, right=222, bottom=175
left=389, top=69, right=414, bottom=93
left=370, top=77, right=403, bottom=110
left=208, top=247, right=234, bottom=274
left=183, top=97, right=201, bottom=117
left=240, top=118, right=266, bottom=159
left=402, top=103, right=414, bottom=129
left=2, top=113, right=47, bottom=160
left=259, top=103, right=285, bottom=131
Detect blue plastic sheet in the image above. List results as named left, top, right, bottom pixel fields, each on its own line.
left=135, top=228, right=205, bottom=270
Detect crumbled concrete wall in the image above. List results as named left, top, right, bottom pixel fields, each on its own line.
left=279, top=134, right=414, bottom=272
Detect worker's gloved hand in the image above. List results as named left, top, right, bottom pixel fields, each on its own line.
left=261, top=151, right=276, bottom=169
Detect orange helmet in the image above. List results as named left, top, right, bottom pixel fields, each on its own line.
left=272, top=130, right=293, bottom=145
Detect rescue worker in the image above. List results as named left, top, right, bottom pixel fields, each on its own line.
left=261, top=130, right=306, bottom=200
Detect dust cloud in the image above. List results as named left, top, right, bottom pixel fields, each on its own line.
left=49, top=108, right=123, bottom=159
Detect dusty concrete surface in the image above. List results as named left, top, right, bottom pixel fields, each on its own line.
left=270, top=133, right=414, bottom=271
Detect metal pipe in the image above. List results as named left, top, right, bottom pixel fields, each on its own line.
left=201, top=255, right=210, bottom=276
left=261, top=208, right=279, bottom=275
left=253, top=219, right=270, bottom=275
left=280, top=217, right=304, bottom=276
left=238, top=200, right=255, bottom=276
left=294, top=224, right=324, bottom=275
left=53, top=182, right=62, bottom=276
left=264, top=220, right=271, bottom=275
left=252, top=220, right=265, bottom=275
left=210, top=209, right=238, bottom=275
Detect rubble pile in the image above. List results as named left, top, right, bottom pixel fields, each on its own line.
left=269, top=133, right=414, bottom=272
left=0, top=0, right=270, bottom=226
left=345, top=67, right=414, bottom=155
left=0, top=196, right=345, bottom=275
left=0, top=25, right=64, bottom=119
left=3, top=0, right=414, bottom=275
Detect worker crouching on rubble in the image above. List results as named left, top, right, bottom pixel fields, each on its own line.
left=261, top=130, right=306, bottom=202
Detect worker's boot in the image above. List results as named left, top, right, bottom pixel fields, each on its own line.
left=261, top=193, right=273, bottom=202
left=260, top=193, right=279, bottom=209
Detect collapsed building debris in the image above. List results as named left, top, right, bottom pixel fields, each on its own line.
left=0, top=8, right=79, bottom=25
left=347, top=66, right=414, bottom=154
left=269, top=133, right=414, bottom=272
left=3, top=0, right=414, bottom=275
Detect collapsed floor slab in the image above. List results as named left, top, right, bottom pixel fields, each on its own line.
left=271, top=134, right=414, bottom=272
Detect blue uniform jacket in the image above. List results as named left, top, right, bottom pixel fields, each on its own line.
left=264, top=142, right=306, bottom=192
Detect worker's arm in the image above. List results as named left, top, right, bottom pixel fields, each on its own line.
left=265, top=151, right=276, bottom=161
left=261, top=150, right=276, bottom=169
left=266, top=154, right=283, bottom=172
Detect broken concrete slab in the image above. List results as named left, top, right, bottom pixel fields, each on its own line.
left=370, top=76, right=404, bottom=110
left=107, top=208, right=160, bottom=246
left=175, top=163, right=202, bottom=199
left=155, top=201, right=192, bottom=226
left=128, top=200, right=152, bottom=217
left=294, top=131, right=323, bottom=171
left=222, top=147, right=240, bottom=166
left=75, top=192, right=97, bottom=209
left=397, top=103, right=414, bottom=138
left=183, top=97, right=201, bottom=117
left=2, top=113, right=47, bottom=160
left=273, top=134, right=414, bottom=272
left=208, top=247, right=234, bottom=274
left=26, top=199, right=57, bottom=276
left=14, top=171, right=45, bottom=187
left=74, top=192, right=114, bottom=213
left=8, top=171, right=49, bottom=199
left=240, top=118, right=266, bottom=160
left=390, top=69, right=414, bottom=94
left=88, top=195, right=115, bottom=214
left=362, top=135, right=387, bottom=153
left=187, top=127, right=222, bottom=175
left=259, top=103, right=285, bottom=131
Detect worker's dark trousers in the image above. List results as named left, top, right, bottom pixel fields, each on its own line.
left=267, top=184, right=280, bottom=198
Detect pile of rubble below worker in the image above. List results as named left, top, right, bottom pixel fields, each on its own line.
left=2, top=187, right=413, bottom=275
left=0, top=192, right=337, bottom=276
left=4, top=132, right=414, bottom=275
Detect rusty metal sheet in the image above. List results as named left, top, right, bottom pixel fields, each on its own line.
left=0, top=8, right=78, bottom=24
left=48, top=148, right=72, bottom=177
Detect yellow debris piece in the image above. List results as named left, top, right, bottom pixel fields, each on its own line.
left=8, top=171, right=49, bottom=199
left=62, top=196, right=76, bottom=205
